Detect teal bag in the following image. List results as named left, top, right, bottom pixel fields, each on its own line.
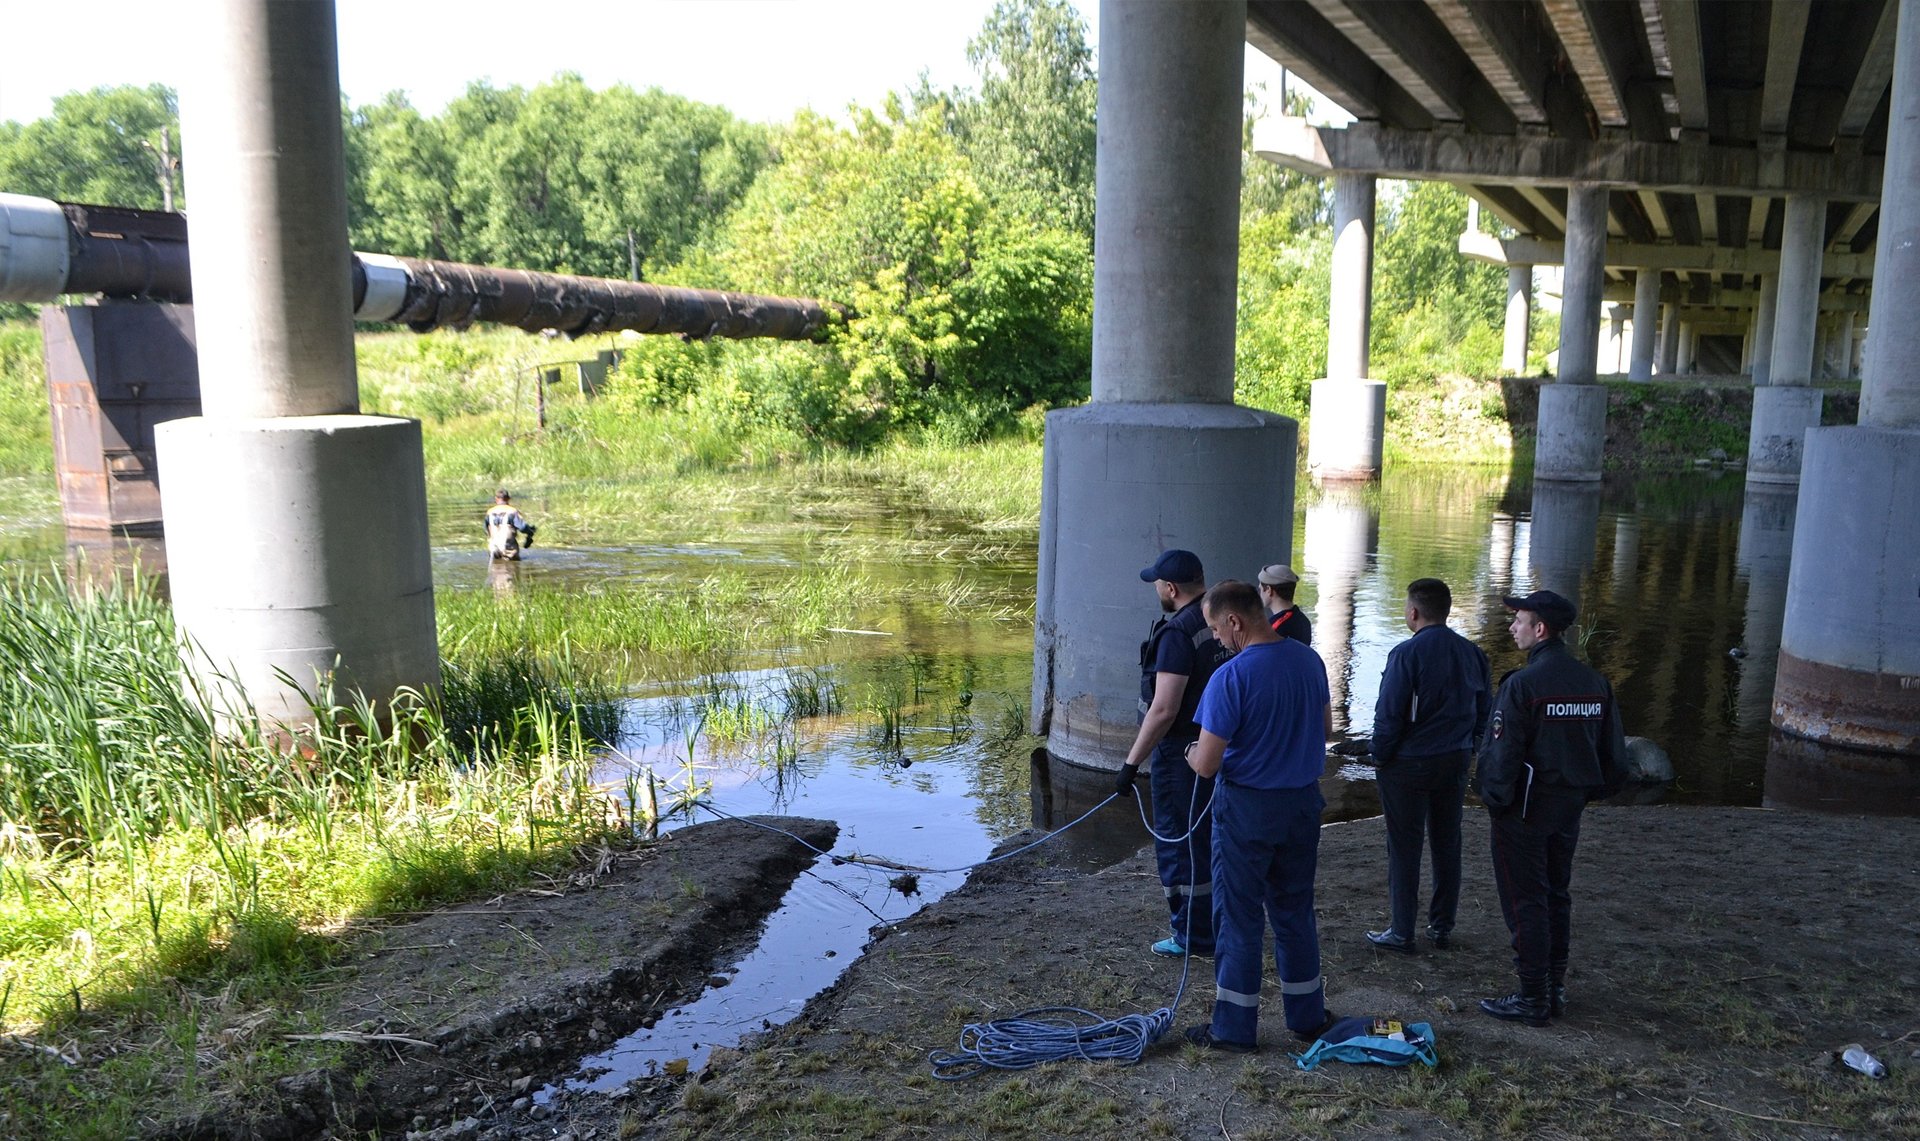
left=1294, top=1017, right=1438, bottom=1071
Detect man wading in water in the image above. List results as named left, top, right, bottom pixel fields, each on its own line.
left=485, top=491, right=537, bottom=561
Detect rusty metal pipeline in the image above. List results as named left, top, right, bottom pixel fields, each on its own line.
left=1, top=195, right=840, bottom=341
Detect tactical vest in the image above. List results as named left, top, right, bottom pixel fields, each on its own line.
left=1139, top=600, right=1234, bottom=738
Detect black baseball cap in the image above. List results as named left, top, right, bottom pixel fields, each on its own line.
left=1503, top=589, right=1577, bottom=631
left=1140, top=549, right=1204, bottom=584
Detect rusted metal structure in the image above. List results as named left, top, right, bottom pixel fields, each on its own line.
left=0, top=193, right=839, bottom=532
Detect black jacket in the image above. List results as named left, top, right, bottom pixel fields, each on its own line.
left=1474, top=638, right=1628, bottom=812
left=1371, top=623, right=1493, bottom=764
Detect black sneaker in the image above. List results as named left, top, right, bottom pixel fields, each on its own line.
left=1425, top=927, right=1451, bottom=950
left=1479, top=992, right=1550, bottom=1028
left=1183, top=1024, right=1256, bottom=1054
left=1365, top=930, right=1418, bottom=954
left=1290, top=1010, right=1339, bottom=1043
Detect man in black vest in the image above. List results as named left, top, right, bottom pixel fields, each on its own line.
left=1474, top=590, right=1627, bottom=1026
left=1113, top=549, right=1229, bottom=957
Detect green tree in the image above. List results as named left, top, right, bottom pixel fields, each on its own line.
left=0, top=85, right=180, bottom=210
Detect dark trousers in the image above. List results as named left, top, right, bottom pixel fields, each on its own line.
left=1149, top=736, right=1215, bottom=953
left=1489, top=786, right=1586, bottom=985
left=1209, top=781, right=1326, bottom=1044
left=1375, top=750, right=1470, bottom=938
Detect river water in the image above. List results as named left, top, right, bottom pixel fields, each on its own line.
left=11, top=459, right=1829, bottom=1086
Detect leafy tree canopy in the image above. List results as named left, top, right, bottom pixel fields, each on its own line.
left=0, top=85, right=180, bottom=210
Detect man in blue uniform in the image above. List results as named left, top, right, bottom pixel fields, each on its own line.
left=1181, top=580, right=1335, bottom=1052
left=1366, top=578, right=1492, bottom=953
left=1112, top=550, right=1230, bottom=957
left=1475, top=590, right=1627, bottom=1026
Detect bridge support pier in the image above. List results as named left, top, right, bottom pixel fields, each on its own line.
left=155, top=0, right=438, bottom=728
left=1308, top=171, right=1385, bottom=479
left=1534, top=183, right=1607, bottom=482
left=1749, top=194, right=1827, bottom=483
left=1769, top=0, right=1920, bottom=811
left=1033, top=0, right=1296, bottom=771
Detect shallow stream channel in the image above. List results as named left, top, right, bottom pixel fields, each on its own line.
left=14, top=458, right=1821, bottom=1094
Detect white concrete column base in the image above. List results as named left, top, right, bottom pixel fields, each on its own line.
left=1746, top=385, right=1824, bottom=484
left=155, top=414, right=440, bottom=728
left=1033, top=403, right=1298, bottom=770
left=1533, top=383, right=1607, bottom=481
left=1306, top=378, right=1386, bottom=479
left=1772, top=425, right=1920, bottom=758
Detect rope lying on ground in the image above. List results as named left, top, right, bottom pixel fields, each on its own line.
left=690, top=779, right=1214, bottom=1080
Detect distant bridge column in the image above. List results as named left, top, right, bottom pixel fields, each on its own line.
left=1033, top=0, right=1295, bottom=772
left=1751, top=273, right=1779, bottom=384
left=1749, top=195, right=1827, bottom=483
left=1657, top=301, right=1680, bottom=374
left=1628, top=269, right=1659, bottom=381
left=1678, top=321, right=1696, bottom=374
left=1308, top=172, right=1386, bottom=479
left=1769, top=0, right=1920, bottom=812
left=1502, top=265, right=1532, bottom=375
left=1534, top=182, right=1608, bottom=482
left=1835, top=312, right=1856, bottom=378
left=156, top=0, right=438, bottom=728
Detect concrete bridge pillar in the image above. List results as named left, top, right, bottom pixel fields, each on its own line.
left=1835, top=312, right=1857, bottom=379
left=1628, top=269, right=1659, bottom=381
left=1751, top=273, right=1779, bottom=384
left=1657, top=301, right=1680, bottom=374
left=1749, top=195, right=1827, bottom=483
left=156, top=0, right=439, bottom=728
left=1033, top=0, right=1296, bottom=771
left=1534, top=183, right=1608, bottom=481
left=1678, top=321, right=1696, bottom=374
left=1769, top=0, right=1920, bottom=812
left=1308, top=172, right=1386, bottom=478
left=1502, top=265, right=1532, bottom=375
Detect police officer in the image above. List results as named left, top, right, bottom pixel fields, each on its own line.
left=1113, top=550, right=1230, bottom=958
left=1182, top=580, right=1335, bottom=1051
left=1474, top=589, right=1627, bottom=1026
left=1366, top=578, right=1491, bottom=954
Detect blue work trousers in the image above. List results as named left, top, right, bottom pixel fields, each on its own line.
left=1210, top=781, right=1326, bottom=1046
left=1149, top=736, right=1214, bottom=954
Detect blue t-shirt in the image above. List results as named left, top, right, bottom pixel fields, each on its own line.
left=1196, top=638, right=1330, bottom=790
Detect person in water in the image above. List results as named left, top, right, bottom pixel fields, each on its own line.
left=484, top=490, right=537, bottom=560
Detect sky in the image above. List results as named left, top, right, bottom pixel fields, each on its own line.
left=0, top=0, right=1317, bottom=127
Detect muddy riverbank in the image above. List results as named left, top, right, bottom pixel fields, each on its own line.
left=149, top=817, right=835, bottom=1141
left=585, top=806, right=1920, bottom=1141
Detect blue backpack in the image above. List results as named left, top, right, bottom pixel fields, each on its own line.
left=1295, top=1017, right=1438, bottom=1071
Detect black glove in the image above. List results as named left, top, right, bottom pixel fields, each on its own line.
left=521, top=525, right=536, bottom=548
left=1113, top=762, right=1140, bottom=798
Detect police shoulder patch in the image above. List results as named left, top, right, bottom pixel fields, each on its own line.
left=1490, top=710, right=1503, bottom=739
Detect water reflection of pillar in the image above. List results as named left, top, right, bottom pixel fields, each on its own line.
left=1734, top=486, right=1797, bottom=728
left=1609, top=516, right=1640, bottom=603
left=1488, top=513, right=1517, bottom=595
left=1304, top=486, right=1377, bottom=734
left=1527, top=482, right=1602, bottom=609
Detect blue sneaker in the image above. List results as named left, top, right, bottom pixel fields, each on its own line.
left=1151, top=937, right=1187, bottom=957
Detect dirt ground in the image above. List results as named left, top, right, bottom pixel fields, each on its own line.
left=153, top=816, right=836, bottom=1141
left=555, top=806, right=1920, bottom=1141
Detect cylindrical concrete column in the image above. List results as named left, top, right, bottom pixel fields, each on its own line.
left=163, top=0, right=439, bottom=728
left=1769, top=196, right=1826, bottom=386
left=1502, top=265, right=1532, bottom=374
left=1328, top=173, right=1375, bottom=383
left=1750, top=195, right=1828, bottom=482
left=1036, top=1, right=1297, bottom=773
left=1812, top=316, right=1832, bottom=380
left=1751, top=274, right=1778, bottom=384
left=1678, top=321, right=1696, bottom=374
left=1535, top=183, right=1608, bottom=481
left=1089, top=0, right=1242, bottom=405
left=1769, top=0, right=1920, bottom=813
left=1851, top=323, right=1867, bottom=378
left=1835, top=312, right=1856, bottom=379
left=1628, top=270, right=1659, bottom=380
left=180, top=0, right=358, bottom=419
left=1657, top=301, right=1680, bottom=374
left=1309, top=171, right=1385, bottom=478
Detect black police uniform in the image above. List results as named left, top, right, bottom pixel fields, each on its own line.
left=1473, top=636, right=1626, bottom=1022
left=1139, top=598, right=1232, bottom=953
